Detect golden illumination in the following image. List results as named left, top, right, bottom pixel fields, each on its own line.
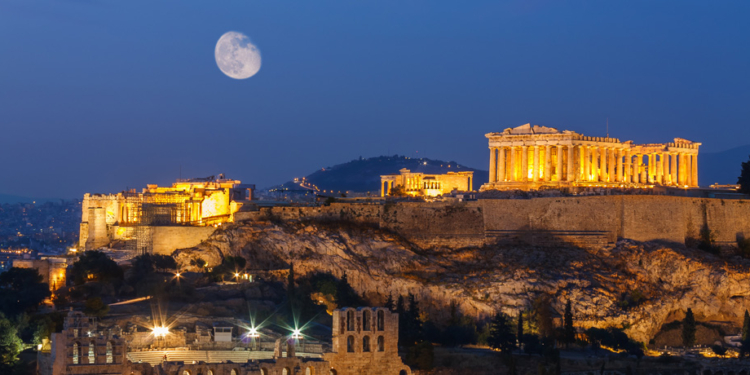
left=152, top=326, right=169, bottom=338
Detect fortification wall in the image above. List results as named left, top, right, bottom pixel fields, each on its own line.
left=380, top=202, right=485, bottom=248
left=260, top=197, right=750, bottom=249
left=267, top=203, right=381, bottom=225
left=151, top=226, right=217, bottom=255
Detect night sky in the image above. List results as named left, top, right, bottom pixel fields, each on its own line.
left=1, top=1, right=748, bottom=199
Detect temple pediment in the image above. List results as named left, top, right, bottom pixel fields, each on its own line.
left=503, top=123, right=561, bottom=135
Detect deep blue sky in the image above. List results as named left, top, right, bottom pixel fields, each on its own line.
left=1, top=0, right=748, bottom=198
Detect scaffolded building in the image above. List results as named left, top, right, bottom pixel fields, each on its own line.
left=79, top=175, right=255, bottom=254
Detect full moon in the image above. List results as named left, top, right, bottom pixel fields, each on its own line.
left=215, top=31, right=261, bottom=80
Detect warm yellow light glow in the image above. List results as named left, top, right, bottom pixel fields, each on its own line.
left=152, top=326, right=169, bottom=337
left=175, top=273, right=181, bottom=277
left=69, top=248, right=77, bottom=253
left=234, top=273, right=240, bottom=278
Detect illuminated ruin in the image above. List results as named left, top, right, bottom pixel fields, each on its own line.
left=482, top=123, right=701, bottom=191
left=79, top=175, right=255, bottom=253
left=380, top=168, right=473, bottom=197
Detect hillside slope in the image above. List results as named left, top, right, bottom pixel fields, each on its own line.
left=173, top=220, right=750, bottom=343
left=269, top=155, right=488, bottom=193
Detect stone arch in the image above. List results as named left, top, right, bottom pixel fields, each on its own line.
left=182, top=371, right=191, bottom=375
left=106, top=341, right=113, bottom=364
left=377, top=335, right=384, bottom=352
left=363, top=309, right=371, bottom=331
left=399, top=370, right=407, bottom=375
left=230, top=369, right=238, bottom=375
left=377, top=310, right=385, bottom=331
left=363, top=336, right=371, bottom=352
left=88, top=341, right=95, bottom=364
left=347, top=310, right=355, bottom=331
left=347, top=335, right=355, bottom=352
left=72, top=342, right=81, bottom=364
left=306, top=367, right=315, bottom=375
left=329, top=370, right=337, bottom=375
left=282, top=367, right=291, bottom=375
left=260, top=369, right=268, bottom=375
left=207, top=370, right=215, bottom=375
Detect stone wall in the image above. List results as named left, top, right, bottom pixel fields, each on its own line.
left=233, top=196, right=750, bottom=250
left=151, top=226, right=217, bottom=255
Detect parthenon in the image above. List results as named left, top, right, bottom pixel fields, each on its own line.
left=481, top=124, right=700, bottom=191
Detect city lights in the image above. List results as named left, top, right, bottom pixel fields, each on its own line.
left=291, top=328, right=302, bottom=340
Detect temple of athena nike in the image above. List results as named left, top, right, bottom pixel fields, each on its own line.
left=481, top=124, right=700, bottom=191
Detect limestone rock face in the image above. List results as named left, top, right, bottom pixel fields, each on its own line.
left=172, top=220, right=750, bottom=343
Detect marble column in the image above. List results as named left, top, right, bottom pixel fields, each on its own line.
left=616, top=149, right=623, bottom=182
left=497, top=147, right=506, bottom=182
left=556, top=145, right=563, bottom=182
left=521, top=146, right=529, bottom=182
left=686, top=154, right=693, bottom=187
left=608, top=148, right=615, bottom=183
left=533, top=146, right=540, bottom=182
left=567, top=145, right=575, bottom=182
left=655, top=154, right=663, bottom=184
left=544, top=145, right=552, bottom=182
left=632, top=155, right=640, bottom=184
left=670, top=153, right=677, bottom=186
left=489, top=147, right=497, bottom=183
left=509, top=147, right=517, bottom=182
left=691, top=154, right=698, bottom=187
left=584, top=146, right=591, bottom=181
left=678, top=153, right=686, bottom=186
left=599, top=147, right=607, bottom=182
left=624, top=150, right=630, bottom=183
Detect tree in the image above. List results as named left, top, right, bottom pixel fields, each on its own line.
left=0, top=267, right=51, bottom=317
left=741, top=310, right=750, bottom=357
left=711, top=344, right=727, bottom=357
left=84, top=297, right=109, bottom=318
left=385, top=293, right=394, bottom=311
left=738, top=155, right=750, bottom=194
left=487, top=312, right=516, bottom=354
left=334, top=273, right=361, bottom=308
left=682, top=308, right=696, bottom=348
left=563, top=300, right=575, bottom=347
left=402, top=293, right=423, bottom=346
left=71, top=251, right=123, bottom=286
left=534, top=295, right=555, bottom=339
left=388, top=184, right=407, bottom=197
left=287, top=264, right=296, bottom=299
left=0, top=314, right=23, bottom=366
left=189, top=257, right=207, bottom=270
left=517, top=311, right=524, bottom=346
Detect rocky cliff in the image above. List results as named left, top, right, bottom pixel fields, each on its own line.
left=172, top=219, right=750, bottom=343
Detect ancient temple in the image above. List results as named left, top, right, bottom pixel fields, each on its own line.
left=481, top=124, right=700, bottom=191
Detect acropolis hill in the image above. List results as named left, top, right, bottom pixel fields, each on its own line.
left=74, top=124, right=750, bottom=346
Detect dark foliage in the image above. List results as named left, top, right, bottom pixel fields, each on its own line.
left=563, top=300, right=575, bottom=347
left=0, top=268, right=50, bottom=317
left=70, top=251, right=123, bottom=286
left=487, top=312, right=516, bottom=354
left=682, top=308, right=696, bottom=347
left=405, top=341, right=434, bottom=371
left=84, top=297, right=109, bottom=318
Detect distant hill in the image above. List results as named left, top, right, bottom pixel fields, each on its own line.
left=700, top=145, right=750, bottom=186
left=270, top=155, right=488, bottom=193
left=0, top=194, right=60, bottom=204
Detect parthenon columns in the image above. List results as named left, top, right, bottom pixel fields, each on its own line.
left=521, top=146, right=529, bottom=182
left=509, top=146, right=517, bottom=182
left=532, top=146, right=540, bottom=182
left=556, top=145, right=563, bottom=181
left=567, top=146, right=575, bottom=182
left=489, top=148, right=497, bottom=183
left=497, top=147, right=506, bottom=182
left=691, top=154, right=698, bottom=187
left=544, top=146, right=552, bottom=182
